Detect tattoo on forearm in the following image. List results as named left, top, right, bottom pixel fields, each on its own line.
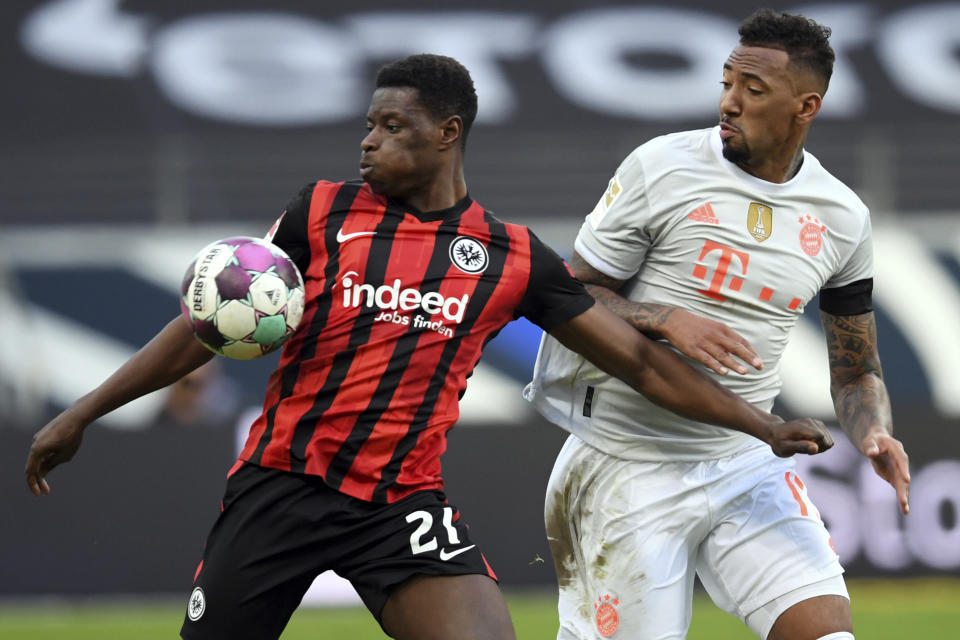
left=571, top=252, right=676, bottom=336
left=585, top=285, right=675, bottom=336
left=821, top=311, right=893, bottom=443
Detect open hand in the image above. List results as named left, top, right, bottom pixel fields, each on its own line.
left=25, top=411, right=87, bottom=496
left=767, top=418, right=833, bottom=457
left=662, top=308, right=763, bottom=376
left=862, top=431, right=910, bottom=515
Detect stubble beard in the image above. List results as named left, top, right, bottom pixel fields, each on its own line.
left=721, top=138, right=752, bottom=168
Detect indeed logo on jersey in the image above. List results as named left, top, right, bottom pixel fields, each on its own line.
left=339, top=271, right=469, bottom=323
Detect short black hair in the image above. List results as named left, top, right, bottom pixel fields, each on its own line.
left=738, top=9, right=835, bottom=93
left=375, top=54, right=478, bottom=149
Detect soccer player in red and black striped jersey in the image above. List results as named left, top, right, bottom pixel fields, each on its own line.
left=26, top=54, right=831, bottom=640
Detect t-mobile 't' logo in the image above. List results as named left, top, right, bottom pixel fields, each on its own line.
left=692, top=240, right=750, bottom=302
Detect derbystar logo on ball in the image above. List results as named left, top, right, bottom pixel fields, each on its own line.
left=181, top=236, right=305, bottom=360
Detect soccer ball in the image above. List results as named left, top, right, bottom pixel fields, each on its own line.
left=180, top=236, right=305, bottom=360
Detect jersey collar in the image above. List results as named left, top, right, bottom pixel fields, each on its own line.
left=386, top=193, right=474, bottom=223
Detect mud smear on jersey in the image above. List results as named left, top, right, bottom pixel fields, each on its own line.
left=545, top=463, right=619, bottom=623
left=545, top=447, right=650, bottom=625
left=544, top=465, right=582, bottom=591
left=545, top=464, right=597, bottom=625
left=593, top=543, right=611, bottom=581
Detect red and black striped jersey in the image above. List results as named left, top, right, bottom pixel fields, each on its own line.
left=238, top=180, right=594, bottom=503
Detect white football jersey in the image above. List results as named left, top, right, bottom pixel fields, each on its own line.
left=524, top=127, right=873, bottom=461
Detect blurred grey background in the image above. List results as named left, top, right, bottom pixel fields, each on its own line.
left=2, top=0, right=958, bottom=599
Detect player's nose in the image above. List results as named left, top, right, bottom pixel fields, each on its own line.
left=361, top=129, right=379, bottom=152
left=719, top=87, right=741, bottom=117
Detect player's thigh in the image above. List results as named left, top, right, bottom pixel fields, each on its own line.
left=766, top=589, right=852, bottom=640
left=698, top=458, right=845, bottom=638
left=546, top=436, right=710, bottom=639
left=381, top=573, right=515, bottom=640
left=182, top=564, right=313, bottom=640
left=180, top=464, right=332, bottom=640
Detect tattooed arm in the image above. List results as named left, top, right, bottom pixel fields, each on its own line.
left=821, top=310, right=910, bottom=514
left=570, top=251, right=763, bottom=375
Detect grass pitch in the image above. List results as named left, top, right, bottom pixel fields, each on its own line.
left=0, top=578, right=956, bottom=638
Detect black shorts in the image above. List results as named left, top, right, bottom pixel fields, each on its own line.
left=180, top=462, right=496, bottom=640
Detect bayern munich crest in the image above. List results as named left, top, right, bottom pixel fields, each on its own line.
left=449, top=236, right=488, bottom=274
left=798, top=215, right=827, bottom=257
left=595, top=594, right=621, bottom=637
left=187, top=587, right=206, bottom=621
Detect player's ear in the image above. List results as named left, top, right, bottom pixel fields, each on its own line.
left=796, top=92, right=821, bottom=125
left=438, top=116, right=463, bottom=150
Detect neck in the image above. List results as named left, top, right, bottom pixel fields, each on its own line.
left=736, top=144, right=804, bottom=183
left=404, top=164, right=468, bottom=212
left=735, top=128, right=808, bottom=183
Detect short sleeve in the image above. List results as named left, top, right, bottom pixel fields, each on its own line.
left=516, top=231, right=595, bottom=331
left=267, top=183, right=314, bottom=276
left=574, top=149, right=656, bottom=281
left=824, top=213, right=874, bottom=290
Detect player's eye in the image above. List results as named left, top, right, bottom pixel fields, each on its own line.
left=748, top=88, right=763, bottom=95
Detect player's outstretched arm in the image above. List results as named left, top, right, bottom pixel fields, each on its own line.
left=821, top=309, right=910, bottom=514
left=25, top=316, right=213, bottom=496
left=548, top=302, right=832, bottom=456
left=570, top=252, right=762, bottom=376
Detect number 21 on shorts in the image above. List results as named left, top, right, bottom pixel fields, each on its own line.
left=406, top=507, right=476, bottom=560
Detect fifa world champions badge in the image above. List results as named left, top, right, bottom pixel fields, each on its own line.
left=747, top=202, right=773, bottom=242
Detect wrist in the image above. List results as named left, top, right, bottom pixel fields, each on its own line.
left=857, top=424, right=891, bottom=447
left=643, top=304, right=681, bottom=340
left=70, top=392, right=105, bottom=428
left=756, top=412, right=784, bottom=446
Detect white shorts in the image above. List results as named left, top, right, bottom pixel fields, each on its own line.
left=545, top=435, right=846, bottom=640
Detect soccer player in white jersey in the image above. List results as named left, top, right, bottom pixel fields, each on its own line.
left=524, top=9, right=910, bottom=640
